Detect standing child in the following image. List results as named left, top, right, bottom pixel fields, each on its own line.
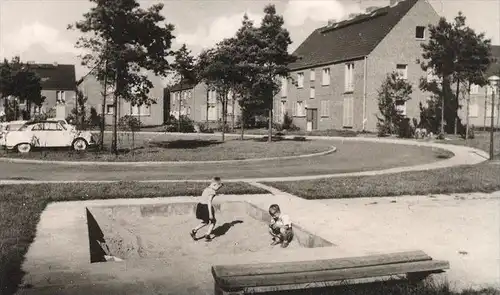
left=268, top=204, right=294, bottom=248
left=190, top=177, right=223, bottom=242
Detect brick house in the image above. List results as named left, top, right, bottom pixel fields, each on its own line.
left=168, top=81, right=241, bottom=126
left=1, top=62, right=77, bottom=120
left=457, top=45, right=500, bottom=129
left=274, top=0, right=440, bottom=132
left=78, top=71, right=165, bottom=126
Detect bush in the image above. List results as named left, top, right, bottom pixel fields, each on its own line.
left=196, top=122, right=215, bottom=133
left=164, top=115, right=195, bottom=133
left=282, top=112, right=299, bottom=131
left=398, top=118, right=414, bottom=138
left=460, top=124, right=475, bottom=139
left=376, top=122, right=392, bottom=137
left=118, top=115, right=141, bottom=131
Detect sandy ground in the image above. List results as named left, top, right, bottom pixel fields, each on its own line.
left=316, top=194, right=500, bottom=291
left=103, top=208, right=301, bottom=260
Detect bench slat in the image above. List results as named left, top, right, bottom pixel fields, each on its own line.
left=213, top=250, right=431, bottom=278
left=215, top=260, right=450, bottom=290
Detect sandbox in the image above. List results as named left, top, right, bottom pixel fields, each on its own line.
left=86, top=201, right=333, bottom=263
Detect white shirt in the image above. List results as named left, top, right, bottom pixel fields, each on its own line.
left=272, top=214, right=292, bottom=227
left=200, top=187, right=216, bottom=204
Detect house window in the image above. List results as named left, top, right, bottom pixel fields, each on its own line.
left=279, top=100, right=287, bottom=121
left=416, top=26, right=426, bottom=40
left=395, top=100, right=407, bottom=116
left=208, top=105, right=217, bottom=121
left=297, top=72, right=304, bottom=88
left=322, top=68, right=330, bottom=86
left=295, top=101, right=305, bottom=117
left=320, top=100, right=329, bottom=117
left=56, top=91, right=66, bottom=104
left=342, top=97, right=353, bottom=127
left=396, top=64, right=408, bottom=80
left=131, top=104, right=151, bottom=116
left=345, top=63, right=354, bottom=92
left=310, top=87, right=315, bottom=99
left=310, top=69, right=315, bottom=81
left=208, top=90, right=217, bottom=103
left=470, top=84, right=479, bottom=94
left=281, top=77, right=287, bottom=97
left=33, top=106, right=42, bottom=114
left=106, top=104, right=115, bottom=114
left=468, top=97, right=479, bottom=117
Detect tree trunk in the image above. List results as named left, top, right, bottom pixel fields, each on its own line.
left=465, top=83, right=470, bottom=144
left=178, top=86, right=182, bottom=132
left=111, top=71, right=119, bottom=155
left=100, top=58, right=109, bottom=151
left=484, top=88, right=488, bottom=131
left=440, top=77, right=447, bottom=136
left=268, top=93, right=273, bottom=143
left=221, top=90, right=227, bottom=142
left=206, top=89, right=209, bottom=125
left=231, top=96, right=235, bottom=132
left=454, top=79, right=460, bottom=135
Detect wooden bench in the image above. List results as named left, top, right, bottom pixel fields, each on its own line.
left=211, top=250, right=449, bottom=295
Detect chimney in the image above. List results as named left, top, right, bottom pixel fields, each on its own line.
left=327, top=19, right=337, bottom=26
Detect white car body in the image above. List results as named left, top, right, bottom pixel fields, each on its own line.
left=4, top=120, right=95, bottom=152
left=0, top=121, right=29, bottom=147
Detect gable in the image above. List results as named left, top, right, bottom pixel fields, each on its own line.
left=289, top=0, right=419, bottom=70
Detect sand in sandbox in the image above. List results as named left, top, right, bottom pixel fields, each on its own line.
left=107, top=209, right=301, bottom=259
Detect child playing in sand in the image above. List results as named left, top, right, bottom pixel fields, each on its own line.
left=190, top=177, right=224, bottom=242
left=268, top=204, right=294, bottom=248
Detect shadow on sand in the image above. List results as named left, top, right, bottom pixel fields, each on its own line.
left=212, top=220, right=244, bottom=238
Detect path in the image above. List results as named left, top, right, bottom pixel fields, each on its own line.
left=0, top=135, right=489, bottom=184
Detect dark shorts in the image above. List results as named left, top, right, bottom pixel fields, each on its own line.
left=196, top=203, right=216, bottom=223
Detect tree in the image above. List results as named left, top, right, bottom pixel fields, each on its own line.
left=196, top=40, right=241, bottom=141
left=70, top=0, right=175, bottom=154
left=230, top=14, right=263, bottom=139
left=419, top=12, right=491, bottom=135
left=376, top=72, right=413, bottom=137
left=254, top=5, right=296, bottom=142
left=0, top=57, right=44, bottom=120
left=171, top=44, right=197, bottom=132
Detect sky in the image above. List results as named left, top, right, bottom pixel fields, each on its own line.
left=0, top=0, right=499, bottom=81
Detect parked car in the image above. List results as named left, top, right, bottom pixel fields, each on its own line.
left=3, top=120, right=96, bottom=153
left=0, top=121, right=29, bottom=147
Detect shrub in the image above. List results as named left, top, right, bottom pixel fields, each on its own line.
left=118, top=115, right=141, bottom=131
left=398, top=118, right=415, bottom=138
left=282, top=112, right=299, bottom=131
left=460, top=124, right=475, bottom=139
left=164, top=115, right=195, bottom=133
left=376, top=122, right=392, bottom=137
left=196, top=122, right=215, bottom=133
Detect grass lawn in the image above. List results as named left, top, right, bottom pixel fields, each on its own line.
left=0, top=134, right=335, bottom=162
left=262, top=162, right=500, bottom=200
left=0, top=182, right=266, bottom=295
left=438, top=131, right=500, bottom=160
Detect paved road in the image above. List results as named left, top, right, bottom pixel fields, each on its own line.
left=0, top=140, right=451, bottom=181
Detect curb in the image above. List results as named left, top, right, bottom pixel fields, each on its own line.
left=0, top=146, right=337, bottom=166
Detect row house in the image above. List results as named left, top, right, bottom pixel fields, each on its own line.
left=79, top=71, right=165, bottom=126
left=168, top=81, right=241, bottom=126
left=1, top=62, right=77, bottom=120
left=274, top=0, right=440, bottom=132
left=458, top=45, right=500, bottom=129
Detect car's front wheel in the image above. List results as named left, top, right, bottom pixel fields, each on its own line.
left=72, top=138, right=88, bottom=151
left=17, top=143, right=31, bottom=153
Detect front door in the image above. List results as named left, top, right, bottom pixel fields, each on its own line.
left=306, top=108, right=318, bottom=131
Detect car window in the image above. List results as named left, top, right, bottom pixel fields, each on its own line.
left=44, top=122, right=63, bottom=131
left=31, top=123, right=44, bottom=131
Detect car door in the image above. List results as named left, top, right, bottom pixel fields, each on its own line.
left=44, top=122, right=73, bottom=147
left=30, top=123, right=46, bottom=147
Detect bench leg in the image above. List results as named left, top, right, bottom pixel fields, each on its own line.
left=407, top=272, right=431, bottom=285
left=214, top=283, right=244, bottom=295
